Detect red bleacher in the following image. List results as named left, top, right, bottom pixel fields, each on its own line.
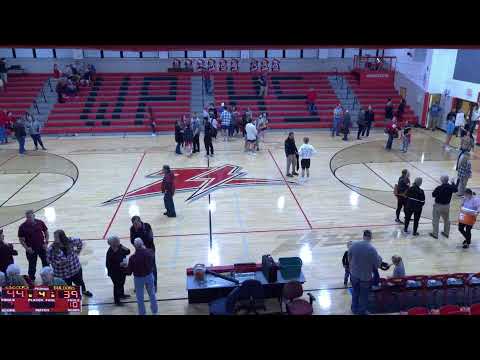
left=43, top=73, right=192, bottom=134
left=0, top=74, right=49, bottom=117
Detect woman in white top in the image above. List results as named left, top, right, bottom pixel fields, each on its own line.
left=298, top=137, right=317, bottom=180
left=245, top=119, right=258, bottom=155
left=458, top=188, right=480, bottom=248
left=455, top=110, right=465, bottom=137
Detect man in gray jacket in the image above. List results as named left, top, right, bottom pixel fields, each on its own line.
left=348, top=230, right=382, bottom=315
left=27, top=115, right=46, bottom=151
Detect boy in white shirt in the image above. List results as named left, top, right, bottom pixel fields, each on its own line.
left=245, top=119, right=258, bottom=155
left=298, top=137, right=317, bottom=180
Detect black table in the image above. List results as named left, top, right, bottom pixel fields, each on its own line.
left=186, top=270, right=305, bottom=304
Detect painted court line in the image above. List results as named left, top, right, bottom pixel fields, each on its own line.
left=102, top=152, right=147, bottom=239
left=267, top=149, right=313, bottom=230
left=0, top=173, right=40, bottom=207
left=0, top=153, right=18, bottom=168
left=362, top=163, right=394, bottom=189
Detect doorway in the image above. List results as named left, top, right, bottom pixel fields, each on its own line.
left=427, top=93, right=442, bottom=129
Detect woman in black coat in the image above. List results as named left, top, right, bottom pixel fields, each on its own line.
left=175, top=119, right=184, bottom=155
left=403, top=177, right=425, bottom=236
left=106, top=236, right=131, bottom=306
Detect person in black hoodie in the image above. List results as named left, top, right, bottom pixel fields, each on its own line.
left=130, top=216, right=157, bottom=291
left=285, top=132, right=298, bottom=177
left=385, top=98, right=394, bottom=121
left=342, top=241, right=352, bottom=287
left=13, top=118, right=27, bottom=155
left=397, top=98, right=406, bottom=120
left=204, top=119, right=214, bottom=157
left=403, top=177, right=425, bottom=236
left=106, top=235, right=131, bottom=306
left=174, top=118, right=184, bottom=155
left=363, top=105, right=375, bottom=137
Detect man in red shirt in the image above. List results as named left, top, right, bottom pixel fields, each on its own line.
left=161, top=165, right=176, bottom=217
left=385, top=117, right=399, bottom=151
left=307, top=88, right=317, bottom=115
left=18, top=210, right=50, bottom=281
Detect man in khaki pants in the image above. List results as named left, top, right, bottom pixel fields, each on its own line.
left=284, top=132, right=298, bottom=177
left=430, top=175, right=458, bottom=239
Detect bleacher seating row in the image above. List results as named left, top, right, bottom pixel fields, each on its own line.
left=0, top=74, right=49, bottom=117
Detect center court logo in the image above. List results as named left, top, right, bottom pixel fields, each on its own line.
left=102, top=164, right=296, bottom=205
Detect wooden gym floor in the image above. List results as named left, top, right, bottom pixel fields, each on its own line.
left=1, top=128, right=479, bottom=315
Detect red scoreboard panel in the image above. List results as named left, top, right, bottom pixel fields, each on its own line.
left=1, top=285, right=82, bottom=313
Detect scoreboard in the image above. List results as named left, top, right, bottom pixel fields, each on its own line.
left=1, top=285, right=82, bottom=313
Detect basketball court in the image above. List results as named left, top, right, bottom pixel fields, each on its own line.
left=1, top=128, right=479, bottom=315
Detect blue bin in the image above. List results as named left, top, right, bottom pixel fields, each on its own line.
left=278, top=257, right=302, bottom=279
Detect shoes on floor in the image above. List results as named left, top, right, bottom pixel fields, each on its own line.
left=286, top=173, right=293, bottom=177
left=395, top=218, right=404, bottom=224
left=114, top=302, right=124, bottom=306
left=413, top=232, right=420, bottom=236
left=441, top=232, right=449, bottom=238
left=292, top=172, right=299, bottom=176
left=119, top=294, right=131, bottom=299
left=429, top=233, right=438, bottom=239
left=163, top=212, right=168, bottom=216
left=463, top=244, right=470, bottom=249
left=83, top=290, right=93, bottom=297
left=403, top=229, right=410, bottom=234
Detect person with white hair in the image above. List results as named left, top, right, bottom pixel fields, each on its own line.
left=39, top=266, right=66, bottom=286
left=430, top=175, right=458, bottom=239
left=6, top=264, right=28, bottom=286
left=126, top=238, right=158, bottom=315
left=403, top=177, right=425, bottom=236
left=106, top=235, right=131, bottom=306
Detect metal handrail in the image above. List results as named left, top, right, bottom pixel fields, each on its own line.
left=333, top=67, right=338, bottom=81
left=48, top=78, right=54, bottom=92
left=33, top=100, right=40, bottom=115
left=41, top=88, right=47, bottom=102
left=346, top=87, right=349, bottom=99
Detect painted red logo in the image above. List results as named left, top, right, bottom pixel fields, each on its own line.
left=103, top=164, right=294, bottom=205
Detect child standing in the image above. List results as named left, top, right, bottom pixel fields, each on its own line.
left=298, top=137, right=317, bottom=181
left=342, top=241, right=352, bottom=287
left=184, top=121, right=193, bottom=157
left=445, top=116, right=455, bottom=148
left=400, top=126, right=411, bottom=153
left=391, top=255, right=405, bottom=277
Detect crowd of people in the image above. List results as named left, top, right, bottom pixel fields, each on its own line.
left=54, top=63, right=96, bottom=103
left=0, top=110, right=47, bottom=153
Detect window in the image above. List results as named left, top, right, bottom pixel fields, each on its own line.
left=14, top=48, right=34, bottom=58
left=205, top=50, right=222, bottom=58
left=157, top=51, right=167, bottom=59
left=55, top=49, right=74, bottom=58
left=34, top=49, right=53, bottom=58
left=250, top=50, right=265, bottom=58
left=187, top=51, right=203, bottom=58
left=328, top=48, right=343, bottom=58
left=169, top=51, right=186, bottom=58
left=83, top=50, right=102, bottom=58
left=224, top=50, right=241, bottom=58
left=285, top=49, right=301, bottom=58
left=302, top=49, right=319, bottom=58
left=267, top=49, right=283, bottom=58
left=0, top=48, right=14, bottom=58
left=103, top=50, right=121, bottom=58
left=343, top=48, right=358, bottom=58
left=123, top=51, right=140, bottom=58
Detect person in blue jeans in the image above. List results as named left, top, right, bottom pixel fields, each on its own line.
left=348, top=230, right=382, bottom=315
left=332, top=104, right=343, bottom=137
left=0, top=124, right=5, bottom=144
left=13, top=119, right=27, bottom=155
left=126, top=238, right=158, bottom=315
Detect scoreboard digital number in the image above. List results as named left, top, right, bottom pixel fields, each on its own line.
left=1, top=285, right=82, bottom=313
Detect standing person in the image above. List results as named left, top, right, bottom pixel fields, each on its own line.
left=0, top=109, right=6, bottom=144
left=46, top=230, right=93, bottom=297
left=18, top=210, right=49, bottom=281
left=130, top=216, right=157, bottom=292
left=342, top=241, right=352, bottom=287
left=342, top=109, right=351, bottom=141
left=183, top=120, right=193, bottom=157
left=258, top=73, right=267, bottom=97
left=445, top=115, right=455, bottom=148
left=148, top=106, right=156, bottom=136
left=357, top=107, right=366, bottom=140
left=348, top=230, right=382, bottom=315
left=454, top=109, right=465, bottom=137
left=385, top=117, right=399, bottom=150
left=106, top=235, right=131, bottom=305
left=385, top=98, right=394, bottom=121
left=0, top=229, right=18, bottom=273
left=429, top=101, right=442, bottom=131
left=231, top=106, right=240, bottom=137
left=363, top=105, right=375, bottom=137
left=395, top=169, right=410, bottom=224
left=191, top=113, right=201, bottom=154
left=471, top=104, right=480, bottom=134
left=174, top=119, right=184, bottom=155
left=161, top=165, right=176, bottom=218
left=255, top=113, right=268, bottom=151
left=397, top=98, right=406, bottom=121
left=285, top=132, right=299, bottom=177
left=332, top=104, right=343, bottom=137
left=27, top=114, right=47, bottom=151
left=202, top=69, right=211, bottom=95
left=0, top=58, right=7, bottom=85
left=53, top=64, right=61, bottom=79
left=403, top=177, right=425, bottom=236
left=458, top=189, right=480, bottom=249
left=245, top=119, right=258, bottom=155
left=13, top=118, right=27, bottom=155
left=430, top=175, right=457, bottom=239
left=203, top=119, right=214, bottom=157
left=456, top=131, right=474, bottom=170
left=457, top=152, right=472, bottom=197
left=400, top=126, right=412, bottom=153
left=298, top=137, right=317, bottom=181
left=126, top=238, right=158, bottom=315
left=306, top=88, right=317, bottom=115
left=220, top=107, right=232, bottom=142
